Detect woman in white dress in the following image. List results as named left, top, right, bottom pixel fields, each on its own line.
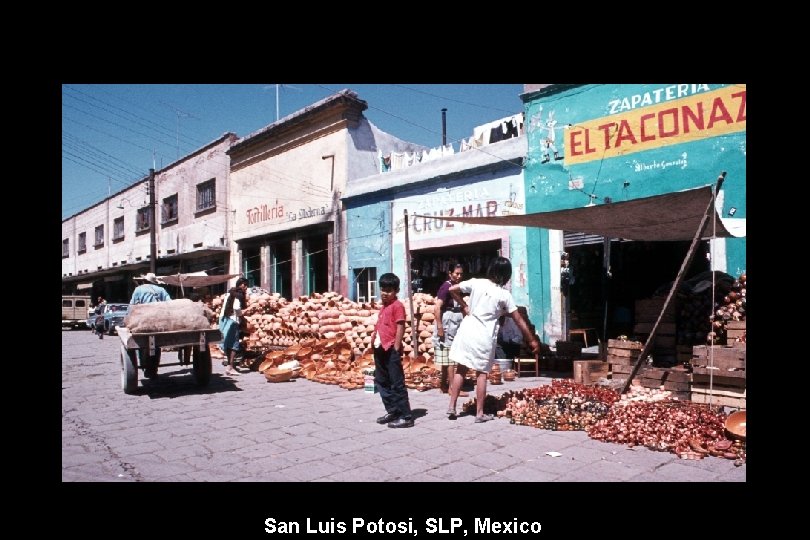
left=446, top=257, right=541, bottom=422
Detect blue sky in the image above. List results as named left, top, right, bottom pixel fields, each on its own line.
left=62, top=84, right=526, bottom=219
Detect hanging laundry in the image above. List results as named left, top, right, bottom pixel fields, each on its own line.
left=489, top=124, right=504, bottom=143
left=503, top=118, right=519, bottom=140
left=391, top=151, right=406, bottom=171
left=473, top=125, right=489, bottom=147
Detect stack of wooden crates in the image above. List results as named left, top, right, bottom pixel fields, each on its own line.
left=606, top=339, right=690, bottom=399
left=633, top=297, right=677, bottom=366
left=690, top=343, right=746, bottom=408
left=607, top=338, right=746, bottom=409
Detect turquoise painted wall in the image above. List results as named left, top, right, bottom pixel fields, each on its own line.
left=345, top=201, right=393, bottom=298
left=523, top=84, right=746, bottom=336
left=345, top=167, right=531, bottom=312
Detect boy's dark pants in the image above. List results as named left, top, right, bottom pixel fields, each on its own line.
left=373, top=346, right=412, bottom=419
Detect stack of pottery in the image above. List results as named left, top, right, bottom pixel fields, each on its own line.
left=489, top=363, right=503, bottom=385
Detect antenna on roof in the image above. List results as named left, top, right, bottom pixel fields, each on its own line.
left=264, top=84, right=302, bottom=121
left=160, top=101, right=199, bottom=158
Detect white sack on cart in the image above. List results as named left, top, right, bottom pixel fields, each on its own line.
left=124, top=299, right=214, bottom=333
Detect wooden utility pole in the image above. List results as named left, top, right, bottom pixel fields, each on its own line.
left=149, top=168, right=157, bottom=274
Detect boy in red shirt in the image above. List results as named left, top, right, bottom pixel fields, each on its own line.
left=370, top=273, right=414, bottom=428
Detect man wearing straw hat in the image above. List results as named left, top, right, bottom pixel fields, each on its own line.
left=130, top=273, right=171, bottom=378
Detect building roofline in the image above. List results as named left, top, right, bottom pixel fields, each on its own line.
left=62, top=132, right=237, bottom=224
left=227, top=89, right=367, bottom=155
left=342, top=135, right=525, bottom=203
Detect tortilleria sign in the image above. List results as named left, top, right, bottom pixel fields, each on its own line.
left=565, top=84, right=746, bottom=165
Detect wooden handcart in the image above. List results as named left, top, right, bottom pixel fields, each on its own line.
left=117, top=326, right=222, bottom=394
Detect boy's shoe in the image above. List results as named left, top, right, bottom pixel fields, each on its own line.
left=474, top=414, right=495, bottom=423
left=388, top=417, right=414, bottom=428
left=376, top=412, right=399, bottom=424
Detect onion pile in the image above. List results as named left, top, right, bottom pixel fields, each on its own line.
left=710, top=273, right=746, bottom=344
left=586, top=400, right=744, bottom=461
left=462, top=380, right=620, bottom=430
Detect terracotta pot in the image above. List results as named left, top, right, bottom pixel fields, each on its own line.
left=264, top=368, right=294, bottom=383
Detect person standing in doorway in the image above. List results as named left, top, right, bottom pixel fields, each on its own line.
left=446, top=257, right=540, bottom=422
left=129, top=273, right=172, bottom=378
left=370, top=273, right=414, bottom=428
left=219, top=277, right=249, bottom=377
left=432, top=263, right=468, bottom=396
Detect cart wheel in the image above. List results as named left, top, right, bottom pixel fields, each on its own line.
left=192, top=347, right=211, bottom=386
left=121, top=345, right=138, bottom=394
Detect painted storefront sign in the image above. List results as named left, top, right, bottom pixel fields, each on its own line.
left=392, top=177, right=525, bottom=240
left=565, top=85, right=746, bottom=165
left=243, top=200, right=332, bottom=226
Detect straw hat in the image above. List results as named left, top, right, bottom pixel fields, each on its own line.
left=134, top=272, right=161, bottom=284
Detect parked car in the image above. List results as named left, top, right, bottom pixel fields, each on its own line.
left=101, top=303, right=129, bottom=335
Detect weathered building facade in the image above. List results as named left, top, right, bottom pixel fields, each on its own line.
left=520, top=84, right=746, bottom=343
left=61, top=133, right=237, bottom=302
left=227, top=89, right=423, bottom=298
left=343, top=127, right=531, bottom=318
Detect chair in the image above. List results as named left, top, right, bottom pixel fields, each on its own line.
left=514, top=353, right=539, bottom=377
left=569, top=328, right=598, bottom=349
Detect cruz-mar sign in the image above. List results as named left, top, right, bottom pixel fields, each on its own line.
left=392, top=176, right=525, bottom=241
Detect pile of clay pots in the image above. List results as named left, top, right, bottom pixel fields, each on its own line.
left=208, top=289, right=448, bottom=368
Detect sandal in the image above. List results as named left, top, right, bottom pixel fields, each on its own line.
left=446, top=409, right=457, bottom=420
left=475, top=414, right=494, bottom=423
left=225, top=369, right=240, bottom=376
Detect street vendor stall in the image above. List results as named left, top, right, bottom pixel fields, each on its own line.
left=415, top=177, right=746, bottom=399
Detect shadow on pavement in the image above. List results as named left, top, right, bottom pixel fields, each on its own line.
left=137, top=369, right=243, bottom=399
left=411, top=408, right=428, bottom=419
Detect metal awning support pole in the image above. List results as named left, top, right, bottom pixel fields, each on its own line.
left=620, top=172, right=726, bottom=394
left=403, top=210, right=418, bottom=371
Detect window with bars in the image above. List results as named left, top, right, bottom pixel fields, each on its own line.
left=196, top=179, right=216, bottom=211
left=113, top=217, right=124, bottom=240
left=94, top=225, right=104, bottom=247
left=62, top=238, right=69, bottom=258
left=162, top=194, right=178, bottom=224
left=78, top=232, right=86, bottom=254
left=136, top=207, right=151, bottom=232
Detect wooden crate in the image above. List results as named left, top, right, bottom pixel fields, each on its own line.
left=637, top=366, right=691, bottom=392
left=607, top=353, right=639, bottom=366
left=609, top=363, right=635, bottom=377
left=691, top=345, right=746, bottom=372
left=692, top=372, right=745, bottom=387
left=726, top=320, right=746, bottom=341
left=690, top=386, right=746, bottom=409
left=573, top=360, right=609, bottom=385
left=608, top=339, right=643, bottom=350
left=635, top=298, right=676, bottom=322
left=633, top=322, right=676, bottom=335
